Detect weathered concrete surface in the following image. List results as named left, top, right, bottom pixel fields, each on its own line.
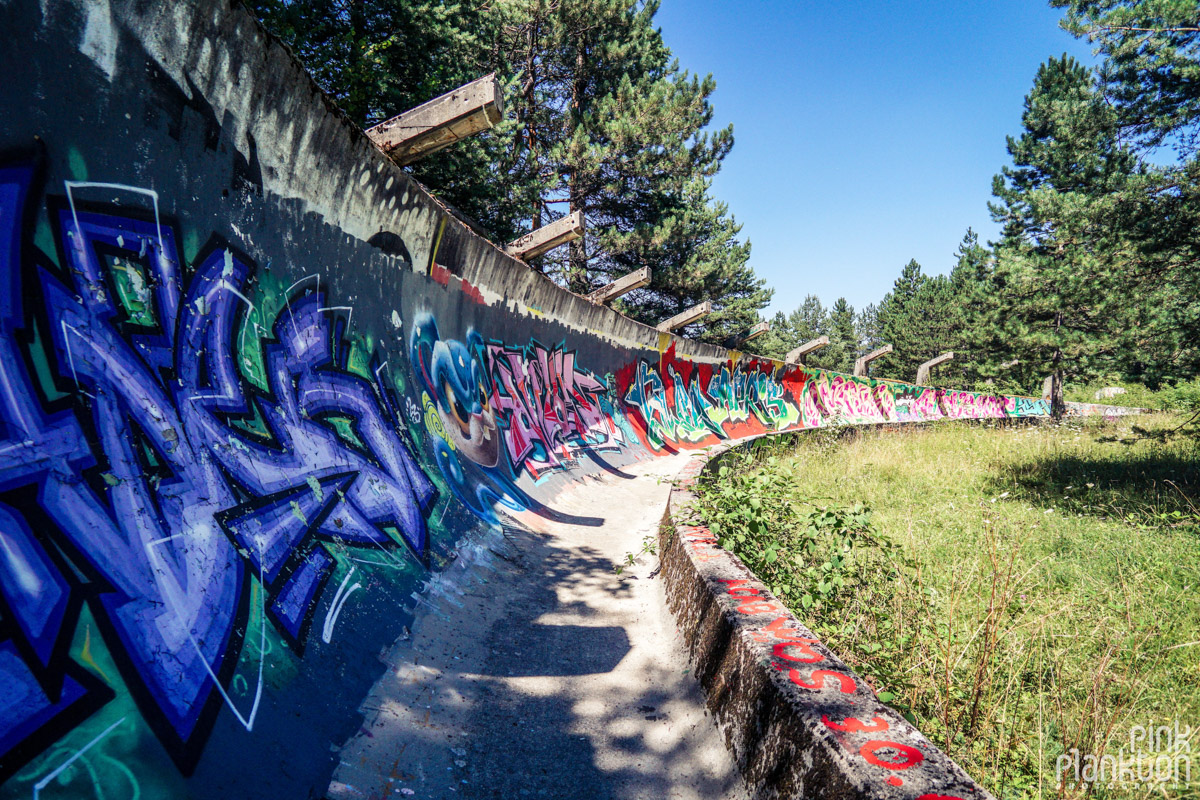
left=505, top=210, right=585, bottom=260
left=659, top=440, right=992, bottom=800
left=853, top=344, right=893, bottom=377
left=367, top=73, right=504, bottom=165
left=328, top=453, right=748, bottom=800
left=915, top=352, right=954, bottom=385
left=0, top=0, right=1141, bottom=795
left=725, top=322, right=771, bottom=349
left=786, top=336, right=829, bottom=365
left=587, top=267, right=652, bottom=305
left=658, top=301, right=714, bottom=333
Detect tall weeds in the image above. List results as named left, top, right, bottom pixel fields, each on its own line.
left=693, top=418, right=1200, bottom=800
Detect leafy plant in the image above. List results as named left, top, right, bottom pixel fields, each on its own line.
left=694, top=418, right=1200, bottom=799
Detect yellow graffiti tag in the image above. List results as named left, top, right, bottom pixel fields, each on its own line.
left=422, top=392, right=454, bottom=450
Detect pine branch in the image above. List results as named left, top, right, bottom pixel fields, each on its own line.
left=1096, top=25, right=1200, bottom=33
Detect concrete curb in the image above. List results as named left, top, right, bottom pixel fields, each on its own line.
left=659, top=438, right=994, bottom=800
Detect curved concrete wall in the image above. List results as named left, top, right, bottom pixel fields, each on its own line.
left=0, top=1, right=1068, bottom=797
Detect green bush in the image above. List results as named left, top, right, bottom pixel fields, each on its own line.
left=691, top=419, right=1200, bottom=800
left=1064, top=376, right=1200, bottom=411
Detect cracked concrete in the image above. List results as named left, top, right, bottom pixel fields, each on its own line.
left=326, top=451, right=747, bottom=800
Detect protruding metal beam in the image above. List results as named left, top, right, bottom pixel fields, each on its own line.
left=916, top=352, right=954, bottom=385
left=853, top=343, right=892, bottom=377
left=724, top=321, right=770, bottom=349
left=505, top=211, right=585, bottom=261
left=367, top=73, right=504, bottom=166
left=657, top=301, right=713, bottom=333
left=786, top=335, right=829, bottom=365
left=587, top=267, right=651, bottom=305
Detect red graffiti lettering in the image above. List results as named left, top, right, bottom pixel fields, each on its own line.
left=773, top=640, right=822, bottom=663
left=821, top=714, right=889, bottom=734
left=761, top=615, right=793, bottom=637
left=486, top=341, right=612, bottom=472
left=751, top=614, right=815, bottom=644
left=782, top=668, right=856, bottom=694
left=737, top=600, right=779, bottom=615
left=716, top=578, right=779, bottom=614
left=860, top=740, right=925, bottom=770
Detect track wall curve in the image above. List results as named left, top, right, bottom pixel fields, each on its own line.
left=0, top=1, right=1118, bottom=796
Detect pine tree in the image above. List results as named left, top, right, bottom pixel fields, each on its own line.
left=531, top=0, right=767, bottom=335
left=753, top=295, right=828, bottom=360
left=1054, top=0, right=1200, bottom=153
left=1053, top=0, right=1200, bottom=383
left=614, top=178, right=771, bottom=342
left=819, top=298, right=858, bottom=374
left=752, top=310, right=793, bottom=360
left=986, top=55, right=1141, bottom=415
left=251, top=0, right=770, bottom=337
left=877, top=259, right=934, bottom=379
left=856, top=303, right=882, bottom=355
left=947, top=228, right=997, bottom=387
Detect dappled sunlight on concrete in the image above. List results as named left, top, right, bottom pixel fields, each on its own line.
left=327, top=453, right=746, bottom=800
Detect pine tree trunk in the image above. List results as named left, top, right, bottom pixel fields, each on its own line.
left=524, top=18, right=542, bottom=271
left=567, top=44, right=588, bottom=295
left=346, top=0, right=367, bottom=124
left=1051, top=311, right=1065, bottom=420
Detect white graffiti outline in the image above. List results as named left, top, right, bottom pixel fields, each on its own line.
left=321, top=566, right=362, bottom=643
left=64, top=181, right=164, bottom=256
left=60, top=323, right=95, bottom=399
left=144, top=535, right=266, bottom=732
left=283, top=273, right=319, bottom=339
left=318, top=305, right=354, bottom=333
left=32, top=716, right=127, bottom=800
left=186, top=279, right=257, bottom=404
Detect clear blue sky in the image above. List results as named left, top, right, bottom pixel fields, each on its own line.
left=653, top=0, right=1095, bottom=317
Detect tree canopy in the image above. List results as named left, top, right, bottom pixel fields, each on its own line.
left=249, top=0, right=770, bottom=340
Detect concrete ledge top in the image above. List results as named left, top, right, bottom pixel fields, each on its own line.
left=659, top=436, right=994, bottom=800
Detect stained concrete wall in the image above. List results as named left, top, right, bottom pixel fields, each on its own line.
left=0, top=1, right=1080, bottom=797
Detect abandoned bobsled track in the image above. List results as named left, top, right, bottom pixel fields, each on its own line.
left=0, top=1, right=1137, bottom=797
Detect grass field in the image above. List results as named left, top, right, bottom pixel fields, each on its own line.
left=695, top=414, right=1200, bottom=800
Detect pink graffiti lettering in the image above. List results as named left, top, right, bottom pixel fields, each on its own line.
left=486, top=342, right=615, bottom=471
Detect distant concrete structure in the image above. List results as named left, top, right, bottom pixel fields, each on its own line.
left=916, top=352, right=954, bottom=385
left=853, top=343, right=892, bottom=377
left=505, top=211, right=585, bottom=261
left=1042, top=375, right=1054, bottom=401
left=1095, top=386, right=1127, bottom=400
left=657, top=301, right=712, bottom=333
left=724, top=321, right=770, bottom=349
left=587, top=267, right=651, bottom=305
left=786, top=336, right=829, bottom=365
left=367, top=74, right=504, bottom=165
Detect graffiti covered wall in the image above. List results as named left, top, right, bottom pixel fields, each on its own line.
left=0, top=1, right=1058, bottom=797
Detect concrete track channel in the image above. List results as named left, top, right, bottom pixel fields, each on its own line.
left=328, top=451, right=748, bottom=800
